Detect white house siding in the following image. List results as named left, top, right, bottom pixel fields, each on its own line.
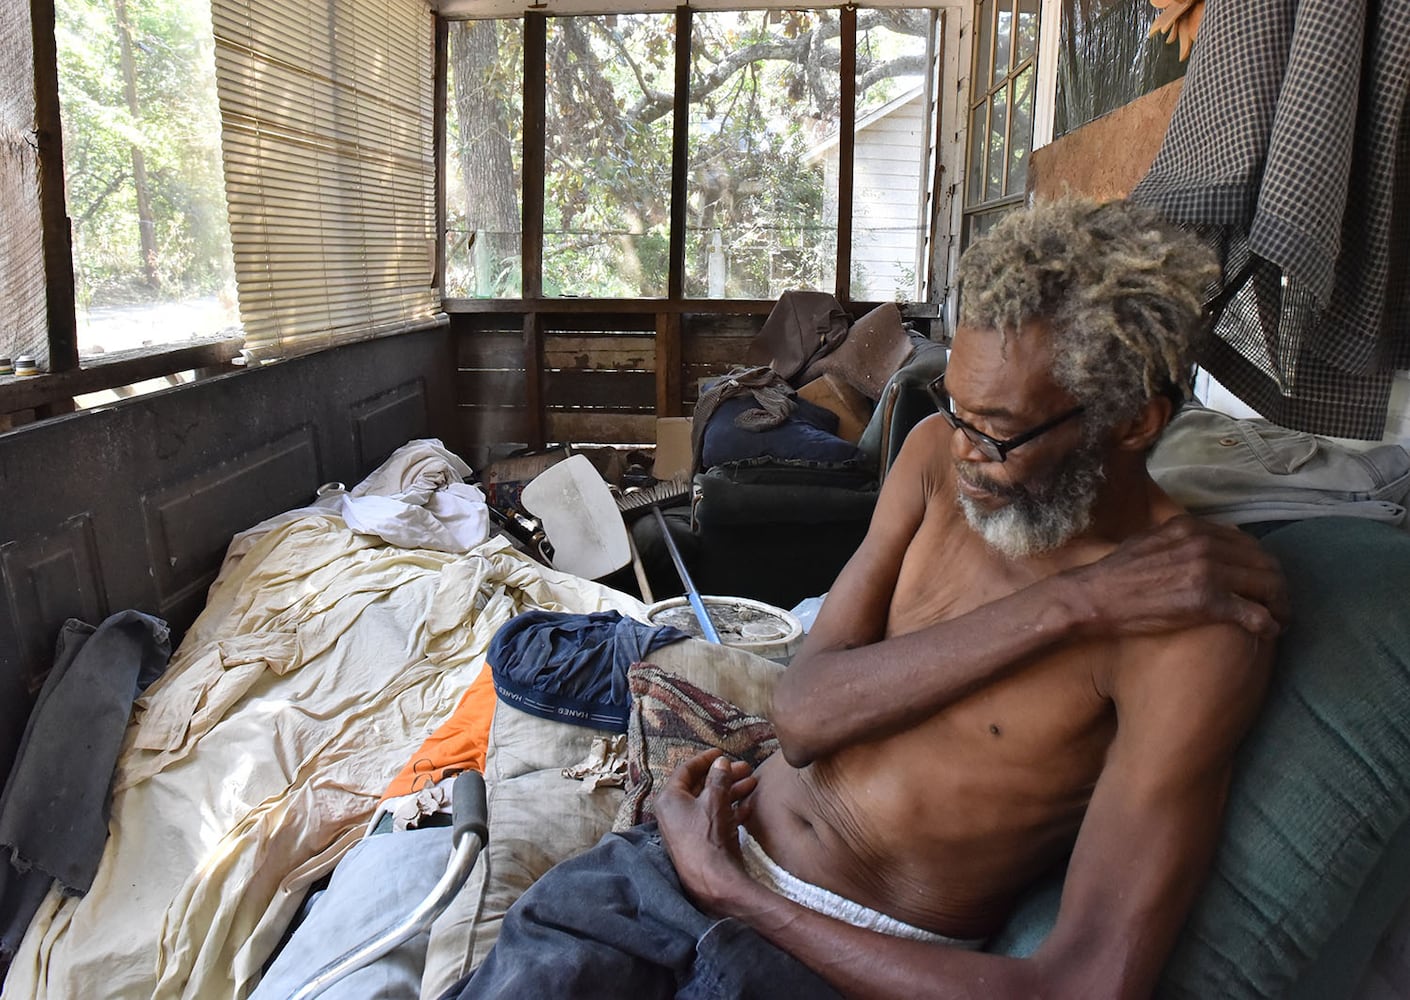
left=852, top=96, right=928, bottom=301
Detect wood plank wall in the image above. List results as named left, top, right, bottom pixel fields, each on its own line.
left=451, top=306, right=775, bottom=459
left=1, top=0, right=45, bottom=368
left=1028, top=79, right=1183, bottom=202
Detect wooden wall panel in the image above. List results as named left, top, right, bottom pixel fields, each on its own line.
left=351, top=379, right=431, bottom=472
left=457, top=369, right=654, bottom=408
left=547, top=412, right=656, bottom=443
left=458, top=368, right=528, bottom=402
left=452, top=308, right=779, bottom=450
left=458, top=332, right=523, bottom=370
left=0, top=0, right=49, bottom=367
left=0, top=515, right=107, bottom=693
left=546, top=370, right=655, bottom=410
left=140, top=428, right=321, bottom=622
left=454, top=407, right=529, bottom=454
left=1029, top=79, right=1184, bottom=202
left=546, top=334, right=656, bottom=371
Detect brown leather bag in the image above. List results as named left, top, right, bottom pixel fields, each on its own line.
left=799, top=302, right=917, bottom=401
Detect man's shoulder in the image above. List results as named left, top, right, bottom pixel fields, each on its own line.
left=1120, top=619, right=1267, bottom=683
left=1109, top=622, right=1273, bottom=745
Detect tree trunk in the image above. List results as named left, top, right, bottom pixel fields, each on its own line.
left=451, top=22, right=520, bottom=297
left=114, top=0, right=157, bottom=289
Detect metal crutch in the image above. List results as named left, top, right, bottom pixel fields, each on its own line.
left=650, top=505, right=722, bottom=644
left=287, top=770, right=489, bottom=1000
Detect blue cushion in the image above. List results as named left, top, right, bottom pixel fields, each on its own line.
left=1161, top=517, right=1410, bottom=998
left=700, top=395, right=862, bottom=469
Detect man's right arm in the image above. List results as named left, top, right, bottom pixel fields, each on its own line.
left=771, top=418, right=1287, bottom=767
left=771, top=418, right=1079, bottom=764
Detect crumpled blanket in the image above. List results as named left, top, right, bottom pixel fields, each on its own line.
left=690, top=366, right=797, bottom=475
left=3, top=450, right=645, bottom=1000
left=338, top=439, right=489, bottom=553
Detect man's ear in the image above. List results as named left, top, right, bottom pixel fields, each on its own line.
left=1112, top=394, right=1173, bottom=452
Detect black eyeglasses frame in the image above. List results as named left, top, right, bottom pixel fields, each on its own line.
left=926, top=372, right=1085, bottom=463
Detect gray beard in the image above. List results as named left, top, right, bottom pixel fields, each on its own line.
left=955, top=443, right=1107, bottom=559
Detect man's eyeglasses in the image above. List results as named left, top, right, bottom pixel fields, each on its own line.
left=926, top=372, right=1085, bottom=463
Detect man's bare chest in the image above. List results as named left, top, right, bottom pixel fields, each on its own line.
left=887, top=498, right=1033, bottom=633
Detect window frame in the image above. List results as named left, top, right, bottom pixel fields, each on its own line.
left=4, top=0, right=248, bottom=430
left=5, top=1, right=953, bottom=430
left=960, top=0, right=1040, bottom=247
left=442, top=5, right=950, bottom=309
left=3, top=0, right=439, bottom=428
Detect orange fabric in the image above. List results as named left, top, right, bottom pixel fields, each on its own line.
left=380, top=666, right=497, bottom=800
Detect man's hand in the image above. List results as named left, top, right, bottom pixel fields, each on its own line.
left=1063, top=515, right=1289, bottom=639
left=655, top=749, right=757, bottom=913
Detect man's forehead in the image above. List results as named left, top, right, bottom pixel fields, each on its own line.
left=947, top=324, right=1064, bottom=410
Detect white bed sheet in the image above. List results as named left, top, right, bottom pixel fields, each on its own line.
left=2, top=444, right=643, bottom=1000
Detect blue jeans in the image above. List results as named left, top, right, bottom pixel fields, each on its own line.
left=444, top=824, right=843, bottom=999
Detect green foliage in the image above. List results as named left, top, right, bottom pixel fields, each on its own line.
left=56, top=0, right=232, bottom=308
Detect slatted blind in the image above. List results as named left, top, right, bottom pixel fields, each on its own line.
left=0, top=0, right=49, bottom=368
left=210, top=0, right=444, bottom=359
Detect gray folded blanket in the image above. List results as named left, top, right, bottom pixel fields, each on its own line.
left=0, top=610, right=170, bottom=964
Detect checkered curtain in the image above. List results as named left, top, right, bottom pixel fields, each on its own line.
left=1132, top=0, right=1410, bottom=439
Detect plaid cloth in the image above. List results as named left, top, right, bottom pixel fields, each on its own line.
left=1132, top=0, right=1410, bottom=439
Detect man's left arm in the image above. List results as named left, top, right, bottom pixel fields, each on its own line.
left=657, top=625, right=1273, bottom=1000
left=1028, top=623, right=1274, bottom=996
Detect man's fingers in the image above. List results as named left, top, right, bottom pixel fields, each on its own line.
left=1213, top=560, right=1290, bottom=627
left=734, top=798, right=755, bottom=824
left=1224, top=594, right=1281, bottom=639
left=701, top=754, right=742, bottom=803
left=706, top=754, right=732, bottom=784
left=728, top=774, right=758, bottom=803
left=670, top=748, right=725, bottom=792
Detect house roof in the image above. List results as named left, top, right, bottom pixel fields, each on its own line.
left=804, top=84, right=925, bottom=163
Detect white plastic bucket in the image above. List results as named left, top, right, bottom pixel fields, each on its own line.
left=645, top=595, right=804, bottom=663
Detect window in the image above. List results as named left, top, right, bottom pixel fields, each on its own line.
left=850, top=9, right=940, bottom=302
left=444, top=7, right=945, bottom=304
left=686, top=10, right=838, bottom=299
left=0, top=9, right=47, bottom=371
left=55, top=0, right=238, bottom=360
left=546, top=14, right=674, bottom=298
left=1055, top=0, right=1186, bottom=139
left=446, top=19, right=524, bottom=299
left=962, top=0, right=1039, bottom=245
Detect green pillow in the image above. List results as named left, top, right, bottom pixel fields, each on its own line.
left=1161, top=517, right=1410, bottom=997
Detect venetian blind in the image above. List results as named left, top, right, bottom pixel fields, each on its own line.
left=210, top=0, right=444, bottom=359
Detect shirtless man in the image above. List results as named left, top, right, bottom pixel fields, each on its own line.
left=451, top=199, right=1287, bottom=999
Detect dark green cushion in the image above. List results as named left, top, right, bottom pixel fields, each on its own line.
left=988, top=518, right=1410, bottom=999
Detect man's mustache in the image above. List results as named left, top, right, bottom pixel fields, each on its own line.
left=955, top=461, right=1029, bottom=502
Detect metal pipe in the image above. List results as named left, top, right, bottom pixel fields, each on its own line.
left=650, top=505, right=722, bottom=644
left=289, top=773, right=488, bottom=1000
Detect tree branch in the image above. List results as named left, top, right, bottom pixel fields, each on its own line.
left=73, top=170, right=131, bottom=229
left=857, top=54, right=931, bottom=95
